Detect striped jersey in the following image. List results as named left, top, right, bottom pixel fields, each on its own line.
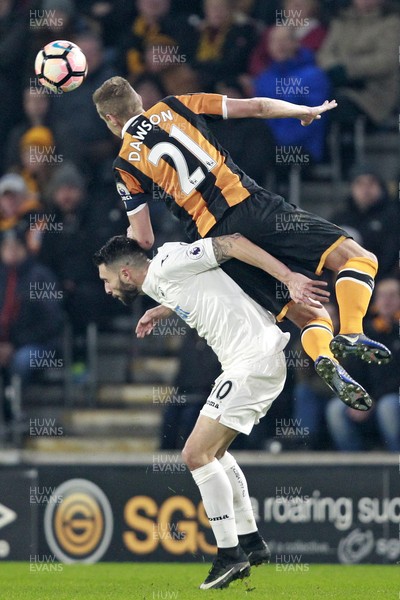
left=113, top=93, right=262, bottom=238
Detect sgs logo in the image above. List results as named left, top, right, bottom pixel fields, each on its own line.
left=44, top=479, right=113, bottom=563
left=123, top=495, right=216, bottom=555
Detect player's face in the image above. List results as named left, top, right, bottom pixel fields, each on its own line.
left=98, top=264, right=140, bottom=306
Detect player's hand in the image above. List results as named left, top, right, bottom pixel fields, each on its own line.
left=285, top=273, right=330, bottom=308
left=300, top=100, right=337, bottom=126
left=127, top=225, right=134, bottom=239
left=135, top=305, right=174, bottom=338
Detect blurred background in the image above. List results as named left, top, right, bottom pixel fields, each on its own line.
left=0, top=0, right=399, bottom=457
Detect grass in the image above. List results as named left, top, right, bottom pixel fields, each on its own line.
left=0, top=563, right=397, bottom=600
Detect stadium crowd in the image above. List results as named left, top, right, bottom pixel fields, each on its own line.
left=0, top=0, right=399, bottom=451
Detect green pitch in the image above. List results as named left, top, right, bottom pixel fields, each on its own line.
left=0, top=563, right=396, bottom=600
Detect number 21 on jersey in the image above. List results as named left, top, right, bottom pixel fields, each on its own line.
left=148, top=125, right=217, bottom=195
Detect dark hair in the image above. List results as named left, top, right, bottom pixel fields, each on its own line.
left=93, top=235, right=147, bottom=267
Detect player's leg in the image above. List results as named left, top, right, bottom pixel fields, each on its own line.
left=218, top=450, right=271, bottom=566
left=184, top=359, right=286, bottom=589
left=219, top=194, right=390, bottom=368
left=324, top=239, right=391, bottom=364
left=286, top=301, right=372, bottom=411
left=182, top=416, right=250, bottom=589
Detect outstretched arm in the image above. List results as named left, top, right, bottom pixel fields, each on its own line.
left=212, top=234, right=330, bottom=307
left=226, top=97, right=337, bottom=126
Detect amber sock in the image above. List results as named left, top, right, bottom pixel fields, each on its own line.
left=335, top=257, right=377, bottom=334
left=301, top=317, right=335, bottom=362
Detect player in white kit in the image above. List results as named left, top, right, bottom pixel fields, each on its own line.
left=94, top=233, right=317, bottom=589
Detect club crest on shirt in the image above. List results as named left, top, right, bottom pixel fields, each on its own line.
left=186, top=245, right=204, bottom=260
left=116, top=182, right=132, bottom=201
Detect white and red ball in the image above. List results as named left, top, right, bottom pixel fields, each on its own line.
left=35, top=40, right=88, bottom=92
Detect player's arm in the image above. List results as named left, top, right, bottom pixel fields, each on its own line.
left=212, top=234, right=330, bottom=307
left=226, top=97, right=337, bottom=126
left=127, top=206, right=154, bottom=250
left=136, top=305, right=173, bottom=338
left=114, top=169, right=155, bottom=249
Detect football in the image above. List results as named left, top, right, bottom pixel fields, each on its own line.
left=34, top=40, right=88, bottom=92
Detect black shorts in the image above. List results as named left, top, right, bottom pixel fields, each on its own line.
left=195, top=191, right=350, bottom=318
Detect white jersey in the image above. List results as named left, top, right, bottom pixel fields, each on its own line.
left=142, top=239, right=290, bottom=370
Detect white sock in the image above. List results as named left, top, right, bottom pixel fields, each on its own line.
left=219, top=452, right=258, bottom=536
left=191, top=459, right=238, bottom=548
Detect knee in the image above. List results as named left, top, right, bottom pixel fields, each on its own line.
left=360, top=248, right=377, bottom=264
left=345, top=242, right=377, bottom=265
left=182, top=443, right=208, bottom=471
left=287, top=304, right=331, bottom=329
left=328, top=239, right=378, bottom=271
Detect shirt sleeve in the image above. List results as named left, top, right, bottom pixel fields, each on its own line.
left=175, top=93, right=228, bottom=120
left=114, top=168, right=151, bottom=215
left=158, top=239, right=219, bottom=281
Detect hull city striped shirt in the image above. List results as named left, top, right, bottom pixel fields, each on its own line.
left=113, top=93, right=262, bottom=238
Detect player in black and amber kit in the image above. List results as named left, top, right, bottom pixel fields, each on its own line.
left=93, top=77, right=391, bottom=411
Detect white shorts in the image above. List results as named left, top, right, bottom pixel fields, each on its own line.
left=200, top=352, right=287, bottom=435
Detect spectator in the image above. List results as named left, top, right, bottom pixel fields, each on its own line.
left=140, top=37, right=201, bottom=96
left=77, top=1, right=133, bottom=52
left=317, top=0, right=400, bottom=129
left=119, top=0, right=189, bottom=79
left=249, top=0, right=327, bottom=77
left=284, top=0, right=327, bottom=52
left=130, top=74, right=167, bottom=111
left=233, top=0, right=266, bottom=29
left=254, top=25, right=330, bottom=162
left=49, top=31, right=117, bottom=181
left=246, top=0, right=281, bottom=26
left=0, top=174, right=43, bottom=254
left=5, top=87, right=52, bottom=172
left=39, top=162, right=125, bottom=335
left=326, top=278, right=400, bottom=452
left=0, top=0, right=28, bottom=173
left=18, top=125, right=58, bottom=198
left=331, top=164, right=400, bottom=278
left=0, top=230, right=64, bottom=390
left=191, top=0, right=257, bottom=90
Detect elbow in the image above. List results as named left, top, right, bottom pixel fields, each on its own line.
left=138, top=236, right=154, bottom=251
left=253, top=97, right=271, bottom=118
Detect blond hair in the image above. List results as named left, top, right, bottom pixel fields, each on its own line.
left=92, top=76, right=142, bottom=121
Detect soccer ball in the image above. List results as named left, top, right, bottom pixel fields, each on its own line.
left=35, top=40, right=88, bottom=92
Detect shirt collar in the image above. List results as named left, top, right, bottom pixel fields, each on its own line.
left=121, top=113, right=142, bottom=138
